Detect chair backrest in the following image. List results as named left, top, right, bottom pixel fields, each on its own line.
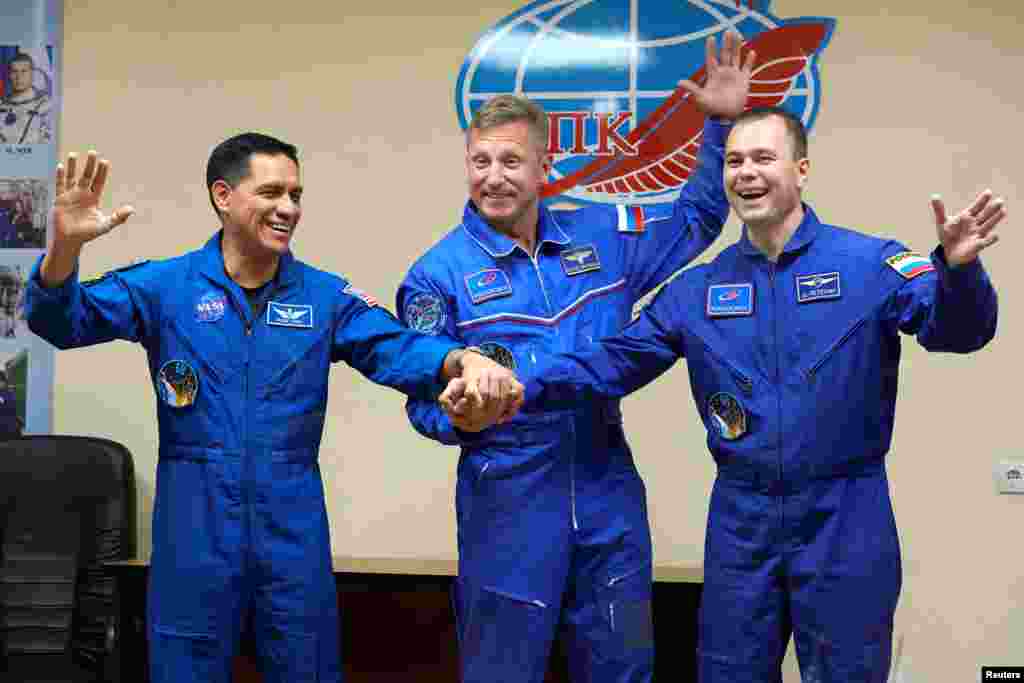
left=0, top=435, right=136, bottom=674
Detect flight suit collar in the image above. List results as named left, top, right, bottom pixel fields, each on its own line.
left=461, top=201, right=571, bottom=258
left=738, top=203, right=822, bottom=259
left=194, top=230, right=301, bottom=291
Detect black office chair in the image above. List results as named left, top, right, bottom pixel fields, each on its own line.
left=0, top=435, right=136, bottom=682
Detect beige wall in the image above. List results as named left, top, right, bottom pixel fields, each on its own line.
left=54, top=1, right=1020, bottom=679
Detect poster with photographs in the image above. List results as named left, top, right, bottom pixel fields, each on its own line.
left=0, top=0, right=61, bottom=435
left=0, top=177, right=46, bottom=248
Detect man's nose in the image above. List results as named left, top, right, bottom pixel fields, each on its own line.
left=484, top=162, right=506, bottom=186
left=276, top=196, right=299, bottom=216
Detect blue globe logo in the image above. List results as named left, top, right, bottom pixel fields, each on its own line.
left=456, top=0, right=835, bottom=205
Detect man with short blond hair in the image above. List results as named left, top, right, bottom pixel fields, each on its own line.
left=401, top=34, right=754, bottom=683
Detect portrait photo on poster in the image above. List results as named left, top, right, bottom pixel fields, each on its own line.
left=0, top=259, right=28, bottom=339
left=0, top=178, right=47, bottom=248
left=0, top=45, right=54, bottom=146
left=0, top=346, right=28, bottom=439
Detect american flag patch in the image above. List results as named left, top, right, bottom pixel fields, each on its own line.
left=343, top=284, right=377, bottom=307
left=885, top=252, right=934, bottom=280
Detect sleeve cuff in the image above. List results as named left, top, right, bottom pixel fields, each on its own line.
left=704, top=117, right=733, bottom=147
left=931, top=245, right=985, bottom=290
left=28, top=253, right=79, bottom=302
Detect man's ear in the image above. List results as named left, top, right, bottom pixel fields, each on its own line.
left=796, top=158, right=810, bottom=189
left=210, top=179, right=232, bottom=214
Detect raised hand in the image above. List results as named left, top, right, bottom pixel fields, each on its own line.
left=38, top=151, right=136, bottom=288
left=52, top=150, right=134, bottom=248
left=931, top=190, right=1006, bottom=267
left=678, top=30, right=755, bottom=120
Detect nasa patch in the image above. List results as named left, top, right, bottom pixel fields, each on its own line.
left=405, top=292, right=447, bottom=336
left=195, top=291, right=227, bottom=322
left=707, top=392, right=747, bottom=440
left=796, top=272, right=840, bottom=303
left=478, top=341, right=516, bottom=370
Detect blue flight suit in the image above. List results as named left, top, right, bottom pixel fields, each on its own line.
left=526, top=205, right=998, bottom=683
left=24, top=232, right=461, bottom=683
left=397, top=119, right=731, bottom=683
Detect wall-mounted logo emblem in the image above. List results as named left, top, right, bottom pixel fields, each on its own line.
left=456, top=1, right=834, bottom=205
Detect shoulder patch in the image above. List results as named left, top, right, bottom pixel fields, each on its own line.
left=342, top=284, right=377, bottom=307
left=404, top=292, right=446, bottom=335
left=81, top=259, right=150, bottom=287
left=616, top=205, right=646, bottom=233
left=885, top=252, right=934, bottom=280
left=617, top=203, right=674, bottom=233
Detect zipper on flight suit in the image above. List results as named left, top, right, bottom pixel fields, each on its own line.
left=230, top=281, right=277, bottom=575
left=528, top=247, right=579, bottom=531
left=768, top=263, right=785, bottom=502
left=803, top=315, right=869, bottom=381
left=700, top=342, right=754, bottom=396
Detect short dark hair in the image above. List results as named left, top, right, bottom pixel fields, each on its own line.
left=205, top=132, right=299, bottom=216
left=733, top=106, right=808, bottom=160
left=9, top=53, right=33, bottom=69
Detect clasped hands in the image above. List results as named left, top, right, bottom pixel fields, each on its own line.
left=440, top=351, right=524, bottom=432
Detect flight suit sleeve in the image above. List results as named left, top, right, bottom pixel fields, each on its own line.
left=395, top=268, right=475, bottom=446
left=332, top=281, right=461, bottom=402
left=24, top=254, right=153, bottom=349
left=524, top=278, right=687, bottom=410
left=617, top=118, right=731, bottom=297
left=882, top=244, right=997, bottom=353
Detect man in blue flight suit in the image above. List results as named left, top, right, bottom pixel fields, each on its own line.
left=468, top=107, right=1004, bottom=682
left=24, top=136, right=522, bottom=683
left=399, top=34, right=754, bottom=683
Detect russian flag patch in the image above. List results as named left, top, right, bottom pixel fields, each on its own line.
left=885, top=252, right=934, bottom=280
left=617, top=205, right=646, bottom=233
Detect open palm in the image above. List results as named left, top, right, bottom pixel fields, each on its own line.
left=53, top=151, right=133, bottom=246
left=679, top=30, right=756, bottom=120
left=932, top=190, right=1005, bottom=267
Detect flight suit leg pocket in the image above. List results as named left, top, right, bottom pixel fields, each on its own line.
left=458, top=583, right=552, bottom=683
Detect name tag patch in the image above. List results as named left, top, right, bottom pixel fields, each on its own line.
left=707, top=283, right=753, bottom=317
left=560, top=244, right=601, bottom=276
left=796, top=272, right=841, bottom=303
left=267, top=302, right=313, bottom=328
left=465, top=268, right=512, bottom=304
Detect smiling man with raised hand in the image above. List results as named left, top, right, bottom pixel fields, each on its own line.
left=478, top=105, right=1004, bottom=683
left=24, top=133, right=521, bottom=683
left=400, top=33, right=754, bottom=683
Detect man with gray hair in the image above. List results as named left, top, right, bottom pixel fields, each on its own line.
left=397, top=34, right=753, bottom=683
